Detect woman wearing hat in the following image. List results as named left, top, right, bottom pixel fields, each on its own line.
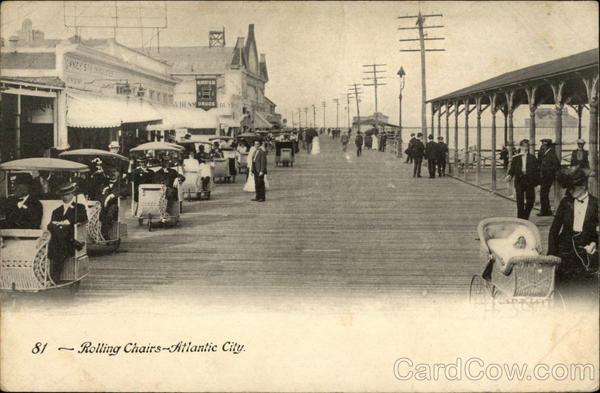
left=570, top=139, right=590, bottom=169
left=548, top=168, right=598, bottom=302
left=47, top=182, right=88, bottom=283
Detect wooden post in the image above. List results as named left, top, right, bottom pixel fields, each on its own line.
left=437, top=105, right=442, bottom=142
left=551, top=81, right=566, bottom=205
left=489, top=93, right=498, bottom=192
left=454, top=100, right=461, bottom=176
left=15, top=93, right=21, bottom=159
left=576, top=103, right=583, bottom=140
left=583, top=74, right=599, bottom=199
left=525, top=86, right=538, bottom=155
left=475, top=96, right=483, bottom=185
left=431, top=103, right=435, bottom=139
left=505, top=89, right=518, bottom=196
left=464, top=98, right=470, bottom=180
left=445, top=102, right=451, bottom=173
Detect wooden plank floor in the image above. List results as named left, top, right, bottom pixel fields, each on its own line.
left=5, top=136, right=556, bottom=305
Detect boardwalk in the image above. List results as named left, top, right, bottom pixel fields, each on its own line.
left=5, top=136, right=556, bottom=307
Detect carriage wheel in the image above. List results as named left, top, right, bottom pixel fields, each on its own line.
left=469, top=275, right=492, bottom=306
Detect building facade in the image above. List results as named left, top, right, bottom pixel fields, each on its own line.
left=1, top=20, right=178, bottom=159
left=153, top=24, right=280, bottom=140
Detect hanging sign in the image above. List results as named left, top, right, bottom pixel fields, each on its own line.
left=196, top=78, right=217, bottom=111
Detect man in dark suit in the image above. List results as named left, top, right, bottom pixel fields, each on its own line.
left=506, top=139, right=540, bottom=220
left=537, top=138, right=560, bottom=216
left=570, top=139, right=590, bottom=169
left=425, top=134, right=439, bottom=178
left=412, top=133, right=426, bottom=178
left=355, top=131, right=363, bottom=157
left=47, top=182, right=88, bottom=283
left=251, top=140, right=267, bottom=202
left=379, top=132, right=387, bottom=152
left=0, top=173, right=43, bottom=229
left=405, top=133, right=416, bottom=163
left=130, top=157, right=154, bottom=204
left=153, top=158, right=185, bottom=203
left=436, top=136, right=449, bottom=177
left=548, top=168, right=598, bottom=301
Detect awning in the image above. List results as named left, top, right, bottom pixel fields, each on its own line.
left=147, top=105, right=218, bottom=130
left=254, top=111, right=272, bottom=128
left=67, top=92, right=162, bottom=128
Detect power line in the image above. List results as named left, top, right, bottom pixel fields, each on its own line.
left=362, top=63, right=387, bottom=128
left=398, top=12, right=446, bottom=138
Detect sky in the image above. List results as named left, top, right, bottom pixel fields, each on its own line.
left=1, top=1, right=598, bottom=127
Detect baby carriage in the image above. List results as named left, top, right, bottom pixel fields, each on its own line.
left=470, top=217, right=562, bottom=309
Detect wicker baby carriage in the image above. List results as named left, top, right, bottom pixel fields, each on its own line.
left=470, top=217, right=562, bottom=309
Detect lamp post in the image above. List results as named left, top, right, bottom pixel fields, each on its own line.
left=397, top=66, right=406, bottom=158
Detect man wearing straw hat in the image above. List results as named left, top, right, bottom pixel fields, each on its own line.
left=47, top=182, right=88, bottom=282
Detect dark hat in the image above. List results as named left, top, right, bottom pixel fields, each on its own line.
left=428, top=134, right=434, bottom=139
left=417, top=132, right=423, bottom=137
left=57, top=182, right=77, bottom=196
left=12, top=173, right=34, bottom=186
left=437, top=136, right=444, bottom=141
left=557, top=167, right=589, bottom=189
left=540, top=138, right=553, bottom=144
left=410, top=133, right=415, bottom=137
left=137, top=156, right=148, bottom=163
left=519, top=138, right=530, bottom=146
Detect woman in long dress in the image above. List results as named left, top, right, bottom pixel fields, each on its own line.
left=372, top=133, right=379, bottom=151
left=311, top=134, right=321, bottom=155
left=243, top=145, right=256, bottom=192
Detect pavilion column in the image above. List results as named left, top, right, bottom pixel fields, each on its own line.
left=464, top=98, right=470, bottom=180
left=551, top=81, right=566, bottom=205
left=576, top=103, right=584, bottom=139
left=583, top=74, right=599, bottom=199
left=505, top=89, right=518, bottom=196
left=431, top=104, right=435, bottom=139
left=14, top=93, right=22, bottom=159
left=445, top=102, right=451, bottom=172
left=437, top=106, right=442, bottom=142
left=475, top=96, right=483, bottom=185
left=503, top=110, right=508, bottom=147
left=454, top=100, right=461, bottom=176
left=489, top=93, right=498, bottom=192
left=525, top=86, right=538, bottom=155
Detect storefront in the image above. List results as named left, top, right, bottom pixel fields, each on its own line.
left=0, top=77, right=65, bottom=162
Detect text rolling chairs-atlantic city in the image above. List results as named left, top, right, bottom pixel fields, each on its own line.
left=0, top=158, right=90, bottom=291
left=59, top=149, right=129, bottom=251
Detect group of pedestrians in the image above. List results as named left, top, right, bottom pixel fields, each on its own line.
left=404, top=133, right=448, bottom=178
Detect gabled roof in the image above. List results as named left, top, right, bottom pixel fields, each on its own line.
left=154, top=46, right=235, bottom=74
left=429, top=48, right=599, bottom=103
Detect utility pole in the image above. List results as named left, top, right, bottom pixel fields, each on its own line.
left=362, top=64, right=387, bottom=129
left=397, top=66, right=406, bottom=157
left=398, top=12, right=445, bottom=141
left=348, top=84, right=363, bottom=133
left=346, top=93, right=353, bottom=130
left=312, top=104, right=316, bottom=128
left=322, top=101, right=327, bottom=129
left=298, top=108, right=302, bottom=128
left=304, top=107, right=309, bottom=128
left=333, top=98, right=340, bottom=129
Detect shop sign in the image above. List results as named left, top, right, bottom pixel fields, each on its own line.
left=196, top=78, right=217, bottom=111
